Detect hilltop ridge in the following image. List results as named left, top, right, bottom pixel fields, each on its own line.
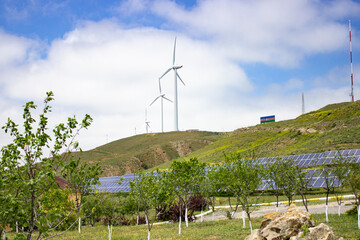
left=76, top=101, right=360, bottom=176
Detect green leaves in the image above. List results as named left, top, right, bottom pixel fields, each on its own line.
left=0, top=91, right=97, bottom=239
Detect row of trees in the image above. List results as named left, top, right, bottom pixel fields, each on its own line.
left=130, top=152, right=360, bottom=239
left=0, top=92, right=102, bottom=240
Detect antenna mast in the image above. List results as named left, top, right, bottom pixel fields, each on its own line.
left=349, top=20, right=354, bottom=102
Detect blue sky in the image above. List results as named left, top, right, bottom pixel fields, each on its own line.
left=0, top=0, right=360, bottom=151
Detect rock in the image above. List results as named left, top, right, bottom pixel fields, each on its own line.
left=245, top=229, right=265, bottom=240
left=260, top=212, right=284, bottom=229
left=303, top=223, right=336, bottom=240
left=260, top=204, right=314, bottom=239
left=245, top=204, right=342, bottom=240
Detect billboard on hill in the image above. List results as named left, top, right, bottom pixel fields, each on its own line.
left=260, top=115, right=275, bottom=124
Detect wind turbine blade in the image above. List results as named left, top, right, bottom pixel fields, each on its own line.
left=158, top=78, right=162, bottom=93
left=149, top=96, right=160, bottom=106
left=159, top=68, right=172, bottom=80
left=176, top=72, right=185, bottom=86
left=173, top=37, right=177, bottom=65
left=162, top=95, right=173, bottom=103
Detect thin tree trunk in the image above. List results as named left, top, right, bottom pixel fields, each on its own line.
left=178, top=203, right=182, bottom=236
left=326, top=205, right=329, bottom=223
left=242, top=209, right=246, bottom=228
left=201, top=210, right=203, bottom=222
left=326, top=192, right=329, bottom=223
left=78, top=216, right=81, bottom=233
left=108, top=224, right=112, bottom=240
left=358, top=205, right=360, bottom=230
left=3, top=231, right=5, bottom=240
left=276, top=195, right=279, bottom=212
left=185, top=207, right=188, bottom=227
left=338, top=204, right=341, bottom=217
left=148, top=230, right=150, bottom=240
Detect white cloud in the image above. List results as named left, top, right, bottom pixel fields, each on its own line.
left=152, top=0, right=356, bottom=67
left=0, top=0, right=359, bottom=152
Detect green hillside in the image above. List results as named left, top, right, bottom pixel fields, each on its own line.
left=152, top=100, right=360, bottom=170
left=77, top=101, right=360, bottom=176
left=73, top=131, right=223, bottom=176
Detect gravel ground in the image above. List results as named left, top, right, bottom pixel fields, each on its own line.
left=198, top=200, right=355, bottom=222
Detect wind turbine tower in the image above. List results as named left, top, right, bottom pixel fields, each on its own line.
left=150, top=89, right=173, bottom=132
left=145, top=108, right=150, bottom=133
left=159, top=37, right=185, bottom=131
left=349, top=20, right=355, bottom=102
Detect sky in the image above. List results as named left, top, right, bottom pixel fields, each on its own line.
left=0, top=0, right=360, bottom=151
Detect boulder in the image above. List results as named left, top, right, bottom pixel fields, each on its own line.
left=245, top=204, right=342, bottom=240
left=260, top=204, right=314, bottom=240
left=302, top=223, right=336, bottom=240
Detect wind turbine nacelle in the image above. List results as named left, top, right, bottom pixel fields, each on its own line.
left=173, top=65, right=183, bottom=69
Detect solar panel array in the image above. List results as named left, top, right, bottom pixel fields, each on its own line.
left=93, top=149, right=360, bottom=193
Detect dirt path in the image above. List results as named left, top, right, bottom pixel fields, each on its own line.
left=200, top=200, right=355, bottom=222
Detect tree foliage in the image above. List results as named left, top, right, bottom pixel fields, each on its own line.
left=0, top=92, right=100, bottom=240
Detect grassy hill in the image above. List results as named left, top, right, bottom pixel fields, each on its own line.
left=72, top=131, right=223, bottom=176
left=77, top=101, right=360, bottom=176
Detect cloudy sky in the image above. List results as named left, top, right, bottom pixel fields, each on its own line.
left=0, top=0, right=360, bottom=151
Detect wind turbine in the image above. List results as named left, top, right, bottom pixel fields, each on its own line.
left=150, top=91, right=173, bottom=133
left=159, top=37, right=185, bottom=131
left=145, top=108, right=150, bottom=133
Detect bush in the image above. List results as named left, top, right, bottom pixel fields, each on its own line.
left=345, top=205, right=358, bottom=215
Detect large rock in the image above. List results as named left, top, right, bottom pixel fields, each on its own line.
left=260, top=204, right=314, bottom=240
left=246, top=204, right=341, bottom=240
left=302, top=223, right=336, bottom=240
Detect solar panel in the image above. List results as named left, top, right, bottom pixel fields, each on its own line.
left=91, top=148, right=360, bottom=193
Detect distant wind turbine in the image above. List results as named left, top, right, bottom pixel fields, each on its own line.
left=150, top=91, right=173, bottom=133
left=159, top=37, right=185, bottom=131
left=145, top=108, right=150, bottom=133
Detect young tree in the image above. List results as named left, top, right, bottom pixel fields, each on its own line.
left=223, top=153, right=263, bottom=232
left=344, top=158, right=360, bottom=229
left=62, top=158, right=102, bottom=233
left=332, top=153, right=350, bottom=217
left=203, top=164, right=222, bottom=221
left=0, top=92, right=96, bottom=240
left=296, top=167, right=317, bottom=213
left=168, top=158, right=206, bottom=235
left=264, top=158, right=284, bottom=212
left=129, top=171, right=171, bottom=240
left=100, top=195, right=119, bottom=240
left=277, top=158, right=298, bottom=206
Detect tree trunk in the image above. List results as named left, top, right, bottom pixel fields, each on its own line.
left=78, top=216, right=81, bottom=233
left=338, top=204, right=341, bottom=217
left=358, top=205, right=360, bottom=230
left=325, top=205, right=329, bottom=223
left=325, top=191, right=329, bottom=223
left=201, top=210, right=203, bottom=222
left=242, top=209, right=246, bottom=228
left=178, top=204, right=182, bottom=236
left=185, top=207, right=188, bottom=227
left=148, top=230, right=150, bottom=240
left=108, top=224, right=112, bottom=240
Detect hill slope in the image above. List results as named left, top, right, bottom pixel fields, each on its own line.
left=77, top=101, right=360, bottom=176
left=73, top=131, right=222, bottom=176
left=153, top=101, right=360, bottom=170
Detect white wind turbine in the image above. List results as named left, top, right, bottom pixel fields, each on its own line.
left=145, top=108, right=151, bottom=133
left=150, top=85, right=173, bottom=132
left=159, top=37, right=185, bottom=131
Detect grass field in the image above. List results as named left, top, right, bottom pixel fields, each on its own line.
left=7, top=212, right=360, bottom=239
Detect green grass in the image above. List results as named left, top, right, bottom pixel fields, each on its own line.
left=7, top=213, right=360, bottom=239
left=73, top=100, right=360, bottom=175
